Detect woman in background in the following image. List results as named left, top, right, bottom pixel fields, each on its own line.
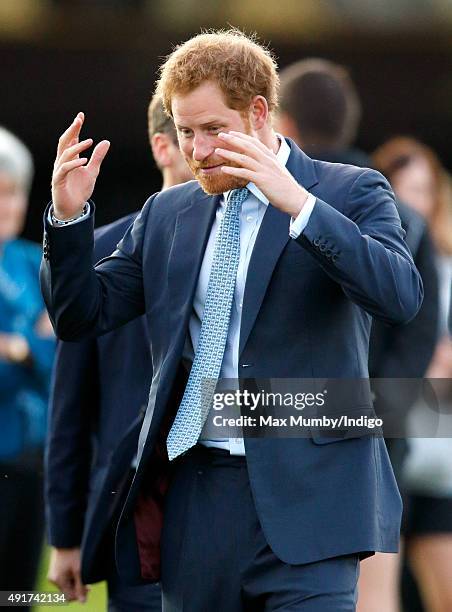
left=0, top=127, right=55, bottom=601
left=373, top=136, right=452, bottom=612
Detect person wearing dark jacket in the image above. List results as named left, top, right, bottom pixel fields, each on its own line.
left=42, top=31, right=421, bottom=611
left=277, top=58, right=438, bottom=612
left=45, top=96, right=192, bottom=610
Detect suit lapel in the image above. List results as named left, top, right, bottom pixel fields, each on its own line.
left=167, top=190, right=220, bottom=325
left=239, top=140, right=319, bottom=357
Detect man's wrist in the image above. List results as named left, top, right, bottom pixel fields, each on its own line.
left=287, top=187, right=309, bottom=219
left=51, top=203, right=89, bottom=225
left=289, top=193, right=317, bottom=239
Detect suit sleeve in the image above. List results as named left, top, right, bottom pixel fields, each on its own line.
left=369, top=226, right=439, bottom=378
left=298, top=169, right=423, bottom=325
left=40, top=196, right=155, bottom=341
left=44, top=213, right=140, bottom=548
left=367, top=227, right=439, bottom=434
left=45, top=338, right=98, bottom=547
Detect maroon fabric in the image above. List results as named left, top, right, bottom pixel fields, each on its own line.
left=134, top=467, right=169, bottom=581
left=132, top=368, right=188, bottom=580
left=133, top=433, right=172, bottom=580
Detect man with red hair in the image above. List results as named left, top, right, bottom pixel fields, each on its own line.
left=41, top=30, right=422, bottom=611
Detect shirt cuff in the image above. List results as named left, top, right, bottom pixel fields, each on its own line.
left=48, top=203, right=91, bottom=227
left=289, top=193, right=316, bottom=239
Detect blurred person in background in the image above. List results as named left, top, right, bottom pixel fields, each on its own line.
left=277, top=60, right=438, bottom=612
left=45, top=95, right=192, bottom=610
left=0, top=127, right=55, bottom=602
left=373, top=137, right=452, bottom=612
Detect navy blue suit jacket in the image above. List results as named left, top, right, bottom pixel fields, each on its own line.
left=45, top=212, right=152, bottom=584
left=41, top=139, right=423, bottom=584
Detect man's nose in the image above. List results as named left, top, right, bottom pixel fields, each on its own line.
left=192, top=134, right=214, bottom=162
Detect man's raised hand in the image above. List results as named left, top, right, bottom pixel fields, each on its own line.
left=52, top=112, right=110, bottom=220
left=215, top=131, right=309, bottom=218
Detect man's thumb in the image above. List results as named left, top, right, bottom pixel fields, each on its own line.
left=87, top=140, right=110, bottom=176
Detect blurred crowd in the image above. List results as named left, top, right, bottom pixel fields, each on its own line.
left=1, top=46, right=451, bottom=612
left=0, top=129, right=55, bottom=594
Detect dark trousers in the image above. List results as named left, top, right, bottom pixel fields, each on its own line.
left=161, top=446, right=359, bottom=611
left=108, top=576, right=162, bottom=612
left=106, top=469, right=163, bottom=612
left=0, top=452, right=45, bottom=612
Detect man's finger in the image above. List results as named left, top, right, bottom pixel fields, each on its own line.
left=221, top=165, right=254, bottom=181
left=61, top=573, right=78, bottom=602
left=214, top=147, right=259, bottom=171
left=218, top=131, right=270, bottom=161
left=53, top=136, right=79, bottom=170
left=86, top=140, right=110, bottom=176
left=228, top=131, right=271, bottom=157
left=228, top=130, right=272, bottom=154
left=55, top=139, right=93, bottom=169
left=53, top=158, right=88, bottom=184
left=74, top=571, right=89, bottom=603
left=48, top=572, right=76, bottom=601
left=56, top=112, right=85, bottom=160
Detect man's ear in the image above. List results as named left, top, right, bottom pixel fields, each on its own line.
left=151, top=133, right=171, bottom=168
left=249, top=95, right=269, bottom=131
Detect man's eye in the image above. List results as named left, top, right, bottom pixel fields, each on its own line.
left=208, top=127, right=220, bottom=133
left=179, top=129, right=192, bottom=137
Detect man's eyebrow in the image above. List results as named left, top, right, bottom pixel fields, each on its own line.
left=201, top=121, right=225, bottom=127
left=176, top=121, right=226, bottom=130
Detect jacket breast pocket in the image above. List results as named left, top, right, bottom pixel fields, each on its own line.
left=309, top=405, right=379, bottom=445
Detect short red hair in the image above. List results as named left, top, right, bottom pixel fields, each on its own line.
left=156, top=28, right=279, bottom=119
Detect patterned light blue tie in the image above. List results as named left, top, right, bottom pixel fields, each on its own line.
left=167, top=187, right=249, bottom=460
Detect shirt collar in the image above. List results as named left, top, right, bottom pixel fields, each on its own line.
left=223, top=133, right=290, bottom=207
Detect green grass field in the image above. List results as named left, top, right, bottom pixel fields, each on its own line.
left=34, top=546, right=106, bottom=612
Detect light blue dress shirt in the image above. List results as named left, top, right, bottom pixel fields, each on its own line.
left=192, top=136, right=316, bottom=454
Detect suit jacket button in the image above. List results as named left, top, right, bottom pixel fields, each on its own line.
left=319, top=243, right=327, bottom=252
left=332, top=254, right=338, bottom=263
left=313, top=238, right=321, bottom=247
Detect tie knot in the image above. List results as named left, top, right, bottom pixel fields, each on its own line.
left=228, top=187, right=248, bottom=211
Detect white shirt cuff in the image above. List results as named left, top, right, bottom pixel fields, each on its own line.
left=289, top=193, right=316, bottom=239
left=48, top=203, right=91, bottom=227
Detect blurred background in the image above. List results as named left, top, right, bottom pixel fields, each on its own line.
left=1, top=0, right=452, bottom=239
